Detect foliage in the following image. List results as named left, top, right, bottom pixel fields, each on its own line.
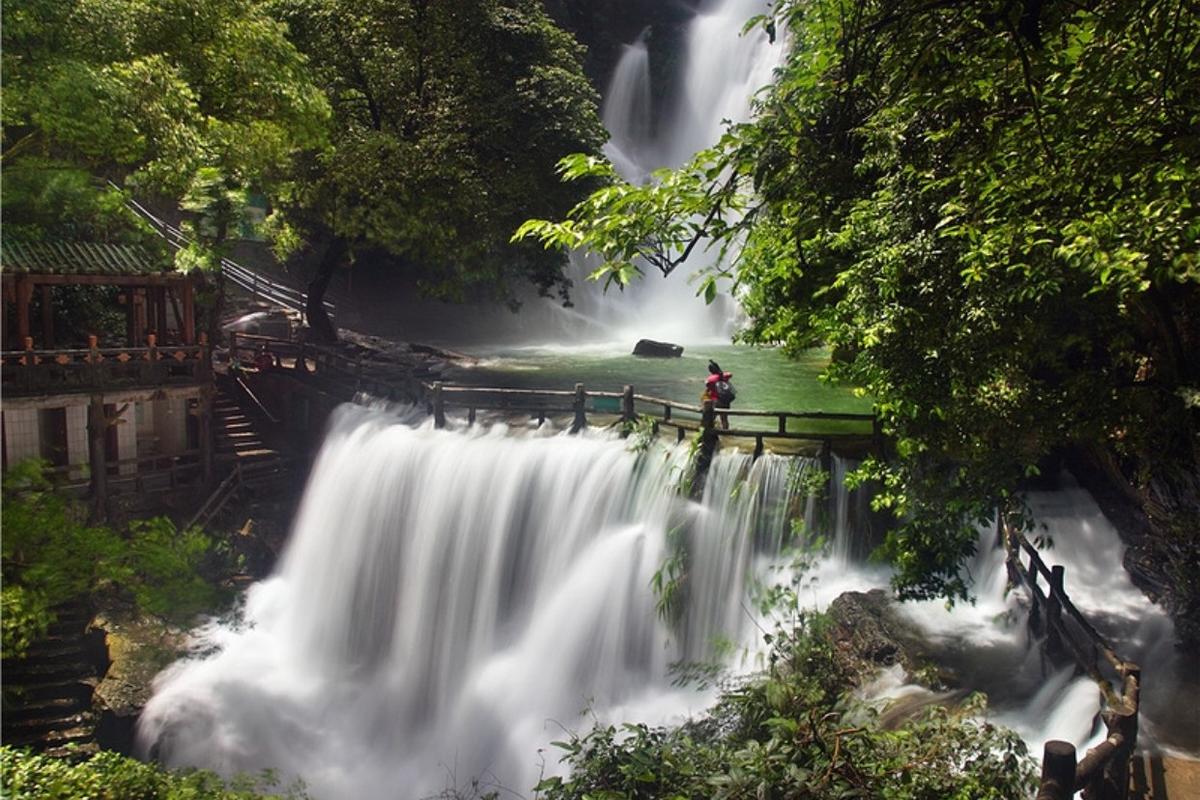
left=518, top=0, right=1200, bottom=603
left=1, top=461, right=224, bottom=658
left=265, top=0, right=607, bottom=312
left=1, top=0, right=329, bottom=258
left=536, top=613, right=1036, bottom=800
left=0, top=747, right=308, bottom=800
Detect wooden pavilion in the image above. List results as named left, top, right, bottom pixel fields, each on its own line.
left=1, top=240, right=212, bottom=517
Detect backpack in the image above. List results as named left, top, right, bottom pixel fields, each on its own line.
left=714, top=379, right=736, bottom=404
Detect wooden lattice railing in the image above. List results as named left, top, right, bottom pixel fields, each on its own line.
left=1001, top=515, right=1141, bottom=800
left=2, top=335, right=209, bottom=395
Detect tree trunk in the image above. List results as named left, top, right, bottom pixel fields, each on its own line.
left=306, top=236, right=346, bottom=343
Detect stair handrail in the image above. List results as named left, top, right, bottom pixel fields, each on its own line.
left=1001, top=513, right=1141, bottom=800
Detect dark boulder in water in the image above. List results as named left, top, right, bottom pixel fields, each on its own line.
left=632, top=339, right=684, bottom=358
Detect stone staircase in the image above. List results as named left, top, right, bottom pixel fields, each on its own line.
left=1, top=603, right=106, bottom=758
left=214, top=374, right=280, bottom=467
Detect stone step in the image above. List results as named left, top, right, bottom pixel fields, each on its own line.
left=4, top=711, right=91, bottom=739
left=3, top=696, right=89, bottom=722
left=10, top=680, right=95, bottom=704
left=8, top=638, right=90, bottom=662
left=4, top=722, right=95, bottom=749
left=2, top=659, right=97, bottom=683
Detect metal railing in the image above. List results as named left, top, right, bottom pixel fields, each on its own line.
left=117, top=189, right=337, bottom=318
left=1001, top=515, right=1141, bottom=800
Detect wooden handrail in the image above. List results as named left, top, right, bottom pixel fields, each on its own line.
left=1003, top=514, right=1141, bottom=800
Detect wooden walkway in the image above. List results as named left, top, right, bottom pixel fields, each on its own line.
left=427, top=381, right=879, bottom=456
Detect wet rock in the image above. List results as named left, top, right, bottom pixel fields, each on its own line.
left=826, top=589, right=950, bottom=689
left=92, top=611, right=188, bottom=754
left=632, top=339, right=684, bottom=358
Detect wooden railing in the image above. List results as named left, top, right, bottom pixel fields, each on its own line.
left=42, top=449, right=204, bottom=496
left=1001, top=516, right=1141, bottom=800
left=1, top=336, right=209, bottom=395
left=186, top=456, right=298, bottom=531
left=427, top=381, right=878, bottom=453
left=228, top=332, right=423, bottom=402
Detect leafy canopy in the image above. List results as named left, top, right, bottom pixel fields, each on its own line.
left=2, top=0, right=329, bottom=261
left=517, top=0, right=1200, bottom=601
left=267, top=0, right=607, bottom=305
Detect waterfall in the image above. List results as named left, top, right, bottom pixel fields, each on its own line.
left=139, top=405, right=833, bottom=798
left=557, top=0, right=786, bottom=347
left=139, top=404, right=1195, bottom=798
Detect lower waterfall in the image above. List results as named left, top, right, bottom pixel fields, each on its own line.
left=137, top=404, right=1193, bottom=798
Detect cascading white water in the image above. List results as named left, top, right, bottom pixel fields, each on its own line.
left=139, top=406, right=823, bottom=798
left=559, top=0, right=786, bottom=346
left=140, top=404, right=1194, bottom=799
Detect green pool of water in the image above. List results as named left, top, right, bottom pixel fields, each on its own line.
left=445, top=344, right=873, bottom=435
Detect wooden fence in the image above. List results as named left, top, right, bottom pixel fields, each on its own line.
left=1001, top=516, right=1141, bottom=800
left=228, top=333, right=423, bottom=403
left=2, top=335, right=210, bottom=395
left=428, top=381, right=879, bottom=454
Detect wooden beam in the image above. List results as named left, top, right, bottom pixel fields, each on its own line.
left=181, top=282, right=195, bottom=344
left=15, top=277, right=34, bottom=341
left=155, top=286, right=167, bottom=340
left=40, top=284, right=54, bottom=348
left=4, top=273, right=195, bottom=287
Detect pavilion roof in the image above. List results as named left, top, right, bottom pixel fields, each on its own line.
left=1, top=240, right=175, bottom=278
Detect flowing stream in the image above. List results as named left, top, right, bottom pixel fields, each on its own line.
left=139, top=405, right=1194, bottom=798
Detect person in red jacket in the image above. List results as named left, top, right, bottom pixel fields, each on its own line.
left=704, top=360, right=735, bottom=429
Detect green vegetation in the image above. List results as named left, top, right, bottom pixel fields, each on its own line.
left=537, top=612, right=1035, bottom=800
left=0, top=747, right=307, bottom=800
left=262, top=0, right=608, bottom=339
left=1, top=461, right=224, bottom=659
left=518, top=0, right=1200, bottom=608
left=2, top=0, right=329, bottom=252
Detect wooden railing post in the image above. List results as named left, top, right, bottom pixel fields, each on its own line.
left=622, top=384, right=635, bottom=423
left=87, top=395, right=108, bottom=522
left=432, top=381, right=446, bottom=429
left=572, top=383, right=586, bottom=433
left=701, top=398, right=715, bottom=434
left=1036, top=740, right=1077, bottom=800
left=147, top=332, right=158, bottom=360
left=1046, top=564, right=1065, bottom=652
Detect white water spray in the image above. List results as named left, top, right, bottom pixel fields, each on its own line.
left=140, top=405, right=1194, bottom=799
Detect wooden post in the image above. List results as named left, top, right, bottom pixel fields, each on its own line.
left=777, top=414, right=787, bottom=435
left=1036, top=740, right=1077, bottom=800
left=15, top=277, right=33, bottom=342
left=1046, top=564, right=1065, bottom=652
left=133, top=289, right=146, bottom=345
left=199, top=388, right=214, bottom=484
left=155, top=286, right=168, bottom=341
left=40, top=284, right=54, bottom=348
left=701, top=398, right=715, bottom=434
left=432, top=381, right=446, bottom=429
left=147, top=332, right=158, bottom=360
left=182, top=282, right=196, bottom=344
left=622, top=385, right=635, bottom=423
left=87, top=395, right=108, bottom=521
left=572, top=383, right=586, bottom=433
left=754, top=434, right=764, bottom=459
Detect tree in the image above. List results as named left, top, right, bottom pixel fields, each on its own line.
left=265, top=0, right=608, bottom=341
left=2, top=0, right=330, bottom=330
left=518, top=0, right=1200, bottom=614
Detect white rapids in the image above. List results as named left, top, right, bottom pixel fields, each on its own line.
left=138, top=403, right=1194, bottom=799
